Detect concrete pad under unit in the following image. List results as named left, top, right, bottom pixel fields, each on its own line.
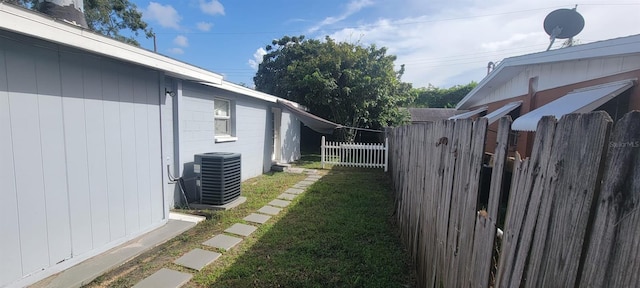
left=173, top=248, right=221, bottom=271
left=31, top=219, right=198, bottom=288
left=243, top=213, right=272, bottom=224
left=285, top=188, right=305, bottom=195
left=224, top=223, right=258, bottom=237
left=258, top=205, right=282, bottom=215
left=132, top=268, right=192, bottom=288
left=268, top=199, right=291, bottom=208
left=203, top=234, right=242, bottom=251
left=188, top=196, right=247, bottom=211
left=277, top=193, right=297, bottom=200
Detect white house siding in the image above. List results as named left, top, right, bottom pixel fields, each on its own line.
left=474, top=54, right=640, bottom=107
left=0, top=33, right=165, bottom=287
left=279, top=110, right=301, bottom=163
left=178, top=82, right=275, bottom=185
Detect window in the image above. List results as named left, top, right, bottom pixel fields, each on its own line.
left=214, top=98, right=237, bottom=142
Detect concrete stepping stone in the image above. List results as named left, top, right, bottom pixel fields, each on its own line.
left=277, top=193, right=297, bottom=200
left=203, top=234, right=242, bottom=251
left=304, top=177, right=319, bottom=182
left=243, top=213, right=271, bottom=224
left=173, top=248, right=221, bottom=271
left=306, top=174, right=322, bottom=180
left=293, top=183, right=309, bottom=189
left=268, top=199, right=291, bottom=208
left=258, top=205, right=282, bottom=215
left=132, top=268, right=192, bottom=288
left=225, top=223, right=257, bottom=237
left=298, top=180, right=315, bottom=186
left=285, top=188, right=305, bottom=195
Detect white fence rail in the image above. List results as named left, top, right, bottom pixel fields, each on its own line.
left=321, top=136, right=388, bottom=171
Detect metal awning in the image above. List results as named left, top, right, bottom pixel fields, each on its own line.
left=277, top=100, right=342, bottom=134
left=512, top=80, right=634, bottom=131
left=448, top=106, right=488, bottom=120
left=483, top=101, right=523, bottom=124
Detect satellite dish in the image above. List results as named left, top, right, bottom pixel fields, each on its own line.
left=543, top=8, right=584, bottom=50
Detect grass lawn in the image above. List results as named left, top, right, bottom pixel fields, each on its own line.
left=86, top=164, right=413, bottom=288
left=204, top=167, right=414, bottom=288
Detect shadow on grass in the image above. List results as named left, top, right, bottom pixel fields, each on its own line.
left=202, top=168, right=414, bottom=288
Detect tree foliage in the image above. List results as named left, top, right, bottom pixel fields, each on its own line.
left=410, top=82, right=477, bottom=108
left=4, top=0, right=152, bottom=46
left=254, top=35, right=414, bottom=141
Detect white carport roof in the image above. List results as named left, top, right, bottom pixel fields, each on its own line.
left=483, top=101, right=522, bottom=124
left=448, top=106, right=488, bottom=120
left=511, top=79, right=635, bottom=131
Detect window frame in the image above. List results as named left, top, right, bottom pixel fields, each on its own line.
left=214, top=98, right=237, bottom=142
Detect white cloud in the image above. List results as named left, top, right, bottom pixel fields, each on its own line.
left=196, top=21, right=213, bottom=31
left=143, top=2, right=182, bottom=30
left=248, top=47, right=267, bottom=70
left=173, top=35, right=189, bottom=47
left=322, top=0, right=640, bottom=88
left=308, top=0, right=373, bottom=33
left=199, top=0, right=225, bottom=16
left=168, top=48, right=184, bottom=55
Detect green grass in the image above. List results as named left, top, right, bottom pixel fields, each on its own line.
left=85, top=163, right=413, bottom=288
left=204, top=168, right=414, bottom=288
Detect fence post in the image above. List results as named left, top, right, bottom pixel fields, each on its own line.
left=384, top=137, right=389, bottom=172
left=321, top=136, right=325, bottom=169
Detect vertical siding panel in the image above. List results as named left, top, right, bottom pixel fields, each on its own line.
left=6, top=43, right=50, bottom=274
left=83, top=57, right=110, bottom=247
left=146, top=71, right=164, bottom=222
left=119, top=66, right=139, bottom=234
left=35, top=48, right=72, bottom=265
left=102, top=61, right=126, bottom=240
left=60, top=53, right=93, bottom=255
left=134, top=69, right=152, bottom=228
left=0, top=40, right=23, bottom=286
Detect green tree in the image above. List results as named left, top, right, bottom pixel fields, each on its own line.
left=254, top=35, right=414, bottom=141
left=4, top=0, right=152, bottom=46
left=410, top=82, right=477, bottom=108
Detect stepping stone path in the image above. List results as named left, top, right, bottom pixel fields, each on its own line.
left=277, top=193, right=297, bottom=200
left=244, top=213, right=271, bottom=224
left=285, top=188, right=305, bottom=195
left=268, top=199, right=291, bottom=208
left=258, top=205, right=282, bottom=215
left=225, top=223, right=258, bottom=237
left=132, top=268, right=192, bottom=288
left=174, top=249, right=221, bottom=271
left=203, top=234, right=242, bottom=251
left=133, top=170, right=323, bottom=288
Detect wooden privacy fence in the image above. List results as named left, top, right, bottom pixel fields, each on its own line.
left=321, top=136, right=388, bottom=171
left=387, top=111, right=640, bottom=288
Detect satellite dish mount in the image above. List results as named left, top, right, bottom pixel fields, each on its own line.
left=543, top=6, right=584, bottom=51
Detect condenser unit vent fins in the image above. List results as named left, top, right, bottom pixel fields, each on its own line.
left=194, top=152, right=241, bottom=205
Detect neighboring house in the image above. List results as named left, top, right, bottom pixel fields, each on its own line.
left=0, top=3, right=305, bottom=287
left=406, top=107, right=469, bottom=123
left=454, top=34, right=640, bottom=156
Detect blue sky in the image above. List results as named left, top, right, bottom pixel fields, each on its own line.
left=130, top=0, right=640, bottom=89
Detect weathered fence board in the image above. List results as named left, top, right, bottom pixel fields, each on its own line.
left=496, top=116, right=557, bottom=288
left=526, top=112, right=612, bottom=288
left=470, top=117, right=511, bottom=288
left=580, top=111, right=640, bottom=287
left=444, top=119, right=474, bottom=288
left=388, top=111, right=639, bottom=288
left=434, top=120, right=456, bottom=287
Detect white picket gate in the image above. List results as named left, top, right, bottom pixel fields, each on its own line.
left=321, top=136, right=388, bottom=171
